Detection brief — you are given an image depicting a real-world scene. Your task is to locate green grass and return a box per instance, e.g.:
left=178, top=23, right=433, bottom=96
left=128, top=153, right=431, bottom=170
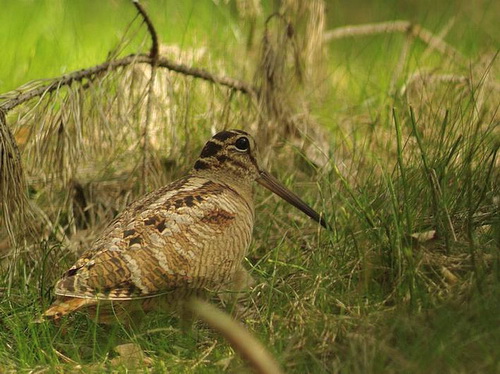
left=1, top=0, right=499, bottom=373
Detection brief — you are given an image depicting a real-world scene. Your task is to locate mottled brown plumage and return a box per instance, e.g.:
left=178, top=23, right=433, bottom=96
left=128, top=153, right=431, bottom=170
left=44, top=130, right=327, bottom=324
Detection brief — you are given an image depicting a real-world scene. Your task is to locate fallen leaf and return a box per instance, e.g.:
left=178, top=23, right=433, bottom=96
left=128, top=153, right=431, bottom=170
left=110, top=343, right=153, bottom=369
left=411, top=230, right=437, bottom=243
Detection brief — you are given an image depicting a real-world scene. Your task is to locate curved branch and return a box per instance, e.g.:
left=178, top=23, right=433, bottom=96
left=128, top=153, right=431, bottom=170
left=0, top=54, right=257, bottom=113
left=132, top=0, right=159, bottom=59
left=187, top=298, right=284, bottom=374
left=0, top=109, right=33, bottom=243
left=324, top=20, right=465, bottom=63
left=131, top=1, right=160, bottom=188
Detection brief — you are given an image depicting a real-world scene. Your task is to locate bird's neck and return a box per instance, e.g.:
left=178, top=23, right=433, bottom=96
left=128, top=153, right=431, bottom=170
left=192, top=168, right=255, bottom=205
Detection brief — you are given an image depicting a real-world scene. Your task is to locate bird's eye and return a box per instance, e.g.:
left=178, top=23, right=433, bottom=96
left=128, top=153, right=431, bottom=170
left=234, top=136, right=250, bottom=152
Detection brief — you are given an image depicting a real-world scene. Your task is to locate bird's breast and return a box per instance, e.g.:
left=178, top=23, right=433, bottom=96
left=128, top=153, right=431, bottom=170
left=124, top=178, right=255, bottom=292
left=163, top=186, right=255, bottom=286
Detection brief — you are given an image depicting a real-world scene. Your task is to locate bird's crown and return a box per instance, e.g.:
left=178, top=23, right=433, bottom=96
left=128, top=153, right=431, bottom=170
left=192, top=130, right=261, bottom=185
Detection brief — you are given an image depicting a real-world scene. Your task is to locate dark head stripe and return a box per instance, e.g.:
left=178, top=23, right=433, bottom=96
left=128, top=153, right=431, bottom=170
left=194, top=159, right=210, bottom=170
left=194, top=130, right=254, bottom=172
left=213, top=131, right=237, bottom=142
left=200, top=141, right=223, bottom=158
left=216, top=154, right=230, bottom=163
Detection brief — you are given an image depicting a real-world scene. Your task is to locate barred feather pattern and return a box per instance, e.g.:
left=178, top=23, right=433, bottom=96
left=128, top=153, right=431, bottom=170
left=44, top=130, right=258, bottom=322
left=44, top=129, right=324, bottom=323
left=56, top=176, right=253, bottom=298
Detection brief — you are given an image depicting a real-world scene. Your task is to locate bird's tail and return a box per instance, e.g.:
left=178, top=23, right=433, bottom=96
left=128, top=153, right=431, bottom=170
left=42, top=297, right=144, bottom=326
left=43, top=297, right=96, bottom=320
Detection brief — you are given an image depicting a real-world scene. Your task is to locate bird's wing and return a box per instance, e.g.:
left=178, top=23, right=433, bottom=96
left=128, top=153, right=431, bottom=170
left=54, top=175, right=253, bottom=301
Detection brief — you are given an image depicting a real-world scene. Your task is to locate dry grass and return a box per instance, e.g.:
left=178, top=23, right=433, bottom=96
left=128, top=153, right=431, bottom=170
left=0, top=0, right=498, bottom=372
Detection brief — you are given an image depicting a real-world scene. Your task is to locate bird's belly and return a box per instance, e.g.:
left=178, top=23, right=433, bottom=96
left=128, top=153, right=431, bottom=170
left=190, top=212, right=253, bottom=289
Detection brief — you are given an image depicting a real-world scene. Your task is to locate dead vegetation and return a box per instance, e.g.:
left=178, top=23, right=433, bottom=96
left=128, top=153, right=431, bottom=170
left=0, top=0, right=498, bottom=372
left=0, top=0, right=334, bottom=273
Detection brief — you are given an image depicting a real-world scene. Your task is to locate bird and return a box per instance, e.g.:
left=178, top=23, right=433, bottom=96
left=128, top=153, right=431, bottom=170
left=43, top=129, right=327, bottom=325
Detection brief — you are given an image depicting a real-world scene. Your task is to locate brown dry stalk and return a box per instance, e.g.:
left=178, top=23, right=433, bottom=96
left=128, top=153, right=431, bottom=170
left=132, top=0, right=160, bottom=190
left=0, top=110, right=32, bottom=243
left=132, top=0, right=159, bottom=58
left=0, top=54, right=256, bottom=114
left=187, top=298, right=284, bottom=374
left=0, top=0, right=255, bottom=115
left=430, top=169, right=458, bottom=242
left=389, top=33, right=413, bottom=95
left=422, top=17, right=456, bottom=60
left=324, top=20, right=412, bottom=39
left=324, top=20, right=465, bottom=63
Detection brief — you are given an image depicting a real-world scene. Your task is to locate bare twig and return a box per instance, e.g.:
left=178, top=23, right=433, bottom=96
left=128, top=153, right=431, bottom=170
left=132, top=0, right=160, bottom=190
left=389, top=32, right=413, bottom=95
left=422, top=17, right=456, bottom=60
left=132, top=0, right=159, bottom=59
left=411, top=23, right=463, bottom=62
left=187, top=298, right=284, bottom=374
left=324, top=20, right=412, bottom=40
left=0, top=54, right=256, bottom=113
left=324, top=20, right=465, bottom=63
left=402, top=72, right=469, bottom=96
left=0, top=109, right=32, bottom=243
left=400, top=70, right=500, bottom=97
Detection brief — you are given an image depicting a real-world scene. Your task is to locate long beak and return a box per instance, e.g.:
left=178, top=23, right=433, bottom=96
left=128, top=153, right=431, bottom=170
left=257, top=170, right=330, bottom=229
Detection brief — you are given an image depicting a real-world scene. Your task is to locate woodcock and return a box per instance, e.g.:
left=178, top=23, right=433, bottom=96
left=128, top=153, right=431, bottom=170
left=44, top=130, right=327, bottom=324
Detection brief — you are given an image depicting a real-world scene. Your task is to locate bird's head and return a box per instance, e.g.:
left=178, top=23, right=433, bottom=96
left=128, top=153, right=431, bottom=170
left=193, top=130, right=329, bottom=229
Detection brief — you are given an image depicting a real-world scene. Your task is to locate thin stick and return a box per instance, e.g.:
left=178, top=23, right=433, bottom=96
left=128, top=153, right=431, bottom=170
left=132, top=0, right=159, bottom=58
left=0, top=110, right=32, bottom=243
left=132, top=1, right=160, bottom=190
left=324, top=20, right=411, bottom=40
left=187, top=298, right=284, bottom=374
left=389, top=32, right=413, bottom=95
left=324, top=20, right=465, bottom=63
left=422, top=17, right=455, bottom=60
left=0, top=54, right=256, bottom=113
